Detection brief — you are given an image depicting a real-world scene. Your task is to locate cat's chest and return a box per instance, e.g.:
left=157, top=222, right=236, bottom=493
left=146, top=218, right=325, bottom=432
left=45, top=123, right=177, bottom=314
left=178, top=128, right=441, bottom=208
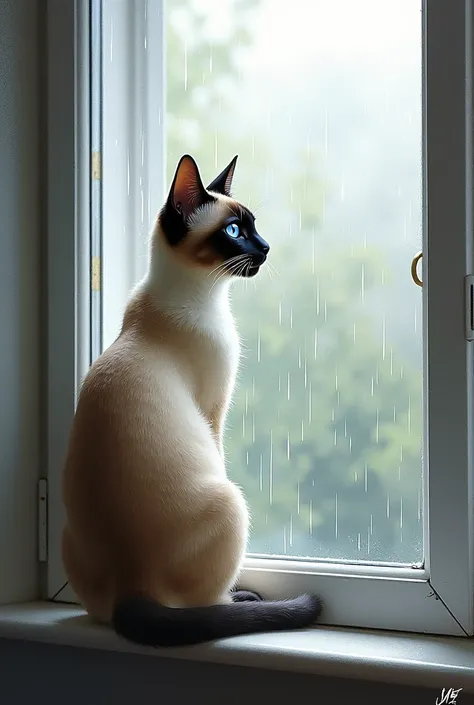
left=190, top=316, right=240, bottom=415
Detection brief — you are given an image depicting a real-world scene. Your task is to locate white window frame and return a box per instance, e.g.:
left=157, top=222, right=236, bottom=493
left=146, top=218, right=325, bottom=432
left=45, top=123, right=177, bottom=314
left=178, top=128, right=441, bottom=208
left=46, top=0, right=474, bottom=637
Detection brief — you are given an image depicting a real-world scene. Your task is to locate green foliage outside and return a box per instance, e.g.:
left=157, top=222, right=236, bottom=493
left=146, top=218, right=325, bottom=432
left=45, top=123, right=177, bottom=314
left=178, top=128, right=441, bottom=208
left=165, top=0, right=423, bottom=563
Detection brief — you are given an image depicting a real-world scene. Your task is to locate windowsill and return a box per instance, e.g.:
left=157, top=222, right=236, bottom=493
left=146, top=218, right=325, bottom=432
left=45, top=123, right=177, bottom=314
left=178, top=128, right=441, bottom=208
left=0, top=602, right=473, bottom=690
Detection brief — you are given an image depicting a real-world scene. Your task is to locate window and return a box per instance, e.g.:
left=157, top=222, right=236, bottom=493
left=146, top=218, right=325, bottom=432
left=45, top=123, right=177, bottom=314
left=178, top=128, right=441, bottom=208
left=46, top=0, right=474, bottom=636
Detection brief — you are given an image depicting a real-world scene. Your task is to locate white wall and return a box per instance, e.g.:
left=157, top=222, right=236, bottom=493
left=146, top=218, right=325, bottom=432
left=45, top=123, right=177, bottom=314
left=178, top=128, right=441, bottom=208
left=0, top=0, right=40, bottom=602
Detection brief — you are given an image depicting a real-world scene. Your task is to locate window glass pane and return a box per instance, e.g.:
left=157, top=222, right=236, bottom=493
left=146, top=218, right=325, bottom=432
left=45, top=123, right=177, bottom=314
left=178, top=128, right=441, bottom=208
left=165, top=0, right=423, bottom=564
left=101, top=0, right=423, bottom=566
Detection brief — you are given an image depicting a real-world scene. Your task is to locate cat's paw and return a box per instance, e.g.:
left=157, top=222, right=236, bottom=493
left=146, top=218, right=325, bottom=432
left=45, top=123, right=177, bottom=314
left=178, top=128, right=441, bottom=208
left=231, top=589, right=264, bottom=602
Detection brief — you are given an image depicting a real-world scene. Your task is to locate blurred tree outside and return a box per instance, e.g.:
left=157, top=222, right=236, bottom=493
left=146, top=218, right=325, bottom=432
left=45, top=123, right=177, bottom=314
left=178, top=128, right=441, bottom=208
left=165, top=0, right=423, bottom=563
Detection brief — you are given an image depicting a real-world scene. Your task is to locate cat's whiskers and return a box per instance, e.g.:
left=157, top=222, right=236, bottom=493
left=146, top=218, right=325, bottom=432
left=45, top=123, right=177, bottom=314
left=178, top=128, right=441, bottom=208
left=209, top=255, right=250, bottom=293
left=207, top=254, right=245, bottom=279
left=228, top=259, right=250, bottom=284
left=231, top=257, right=252, bottom=280
left=215, top=255, right=248, bottom=277
left=266, top=262, right=279, bottom=284
left=267, top=261, right=279, bottom=276
left=236, top=259, right=251, bottom=278
left=258, top=260, right=273, bottom=283
left=208, top=255, right=247, bottom=292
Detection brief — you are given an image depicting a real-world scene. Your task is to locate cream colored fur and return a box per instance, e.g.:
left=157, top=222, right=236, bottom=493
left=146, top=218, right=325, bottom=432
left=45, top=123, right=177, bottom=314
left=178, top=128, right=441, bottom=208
left=62, top=205, right=250, bottom=623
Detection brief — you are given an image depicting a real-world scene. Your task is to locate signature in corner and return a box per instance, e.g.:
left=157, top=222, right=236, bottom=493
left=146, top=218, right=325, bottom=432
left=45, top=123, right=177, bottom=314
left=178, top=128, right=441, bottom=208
left=436, top=688, right=463, bottom=705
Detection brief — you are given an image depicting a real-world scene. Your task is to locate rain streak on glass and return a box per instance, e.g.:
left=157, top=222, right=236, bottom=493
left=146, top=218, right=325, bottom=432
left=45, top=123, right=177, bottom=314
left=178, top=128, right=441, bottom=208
left=165, top=0, right=423, bottom=563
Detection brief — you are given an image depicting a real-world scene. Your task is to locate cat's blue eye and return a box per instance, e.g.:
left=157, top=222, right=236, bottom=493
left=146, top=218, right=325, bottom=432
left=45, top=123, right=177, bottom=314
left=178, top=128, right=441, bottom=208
left=225, top=223, right=240, bottom=238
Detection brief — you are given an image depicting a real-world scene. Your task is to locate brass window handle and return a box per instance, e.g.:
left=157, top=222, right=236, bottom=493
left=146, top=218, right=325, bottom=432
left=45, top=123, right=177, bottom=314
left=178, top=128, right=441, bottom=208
left=411, top=251, right=423, bottom=287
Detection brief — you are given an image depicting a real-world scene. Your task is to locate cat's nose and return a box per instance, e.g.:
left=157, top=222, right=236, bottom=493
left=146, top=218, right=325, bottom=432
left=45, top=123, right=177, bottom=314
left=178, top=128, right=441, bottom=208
left=254, top=232, right=270, bottom=255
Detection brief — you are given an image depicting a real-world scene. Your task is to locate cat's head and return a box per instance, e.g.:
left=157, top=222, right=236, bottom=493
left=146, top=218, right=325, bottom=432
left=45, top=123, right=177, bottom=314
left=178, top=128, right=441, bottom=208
left=158, top=154, right=269, bottom=278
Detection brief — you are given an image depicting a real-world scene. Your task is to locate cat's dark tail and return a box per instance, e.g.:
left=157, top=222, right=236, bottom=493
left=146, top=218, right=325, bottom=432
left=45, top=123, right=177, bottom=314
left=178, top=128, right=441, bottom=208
left=112, top=593, right=322, bottom=647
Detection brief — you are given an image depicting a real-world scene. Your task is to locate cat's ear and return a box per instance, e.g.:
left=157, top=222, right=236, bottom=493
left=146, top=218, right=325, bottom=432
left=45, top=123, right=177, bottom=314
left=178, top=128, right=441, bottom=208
left=206, top=155, right=238, bottom=196
left=166, top=154, right=210, bottom=218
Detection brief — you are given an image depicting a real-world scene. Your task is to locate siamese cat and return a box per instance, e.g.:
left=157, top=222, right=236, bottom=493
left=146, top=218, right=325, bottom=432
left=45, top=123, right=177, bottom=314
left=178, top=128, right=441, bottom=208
left=62, top=154, right=322, bottom=647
